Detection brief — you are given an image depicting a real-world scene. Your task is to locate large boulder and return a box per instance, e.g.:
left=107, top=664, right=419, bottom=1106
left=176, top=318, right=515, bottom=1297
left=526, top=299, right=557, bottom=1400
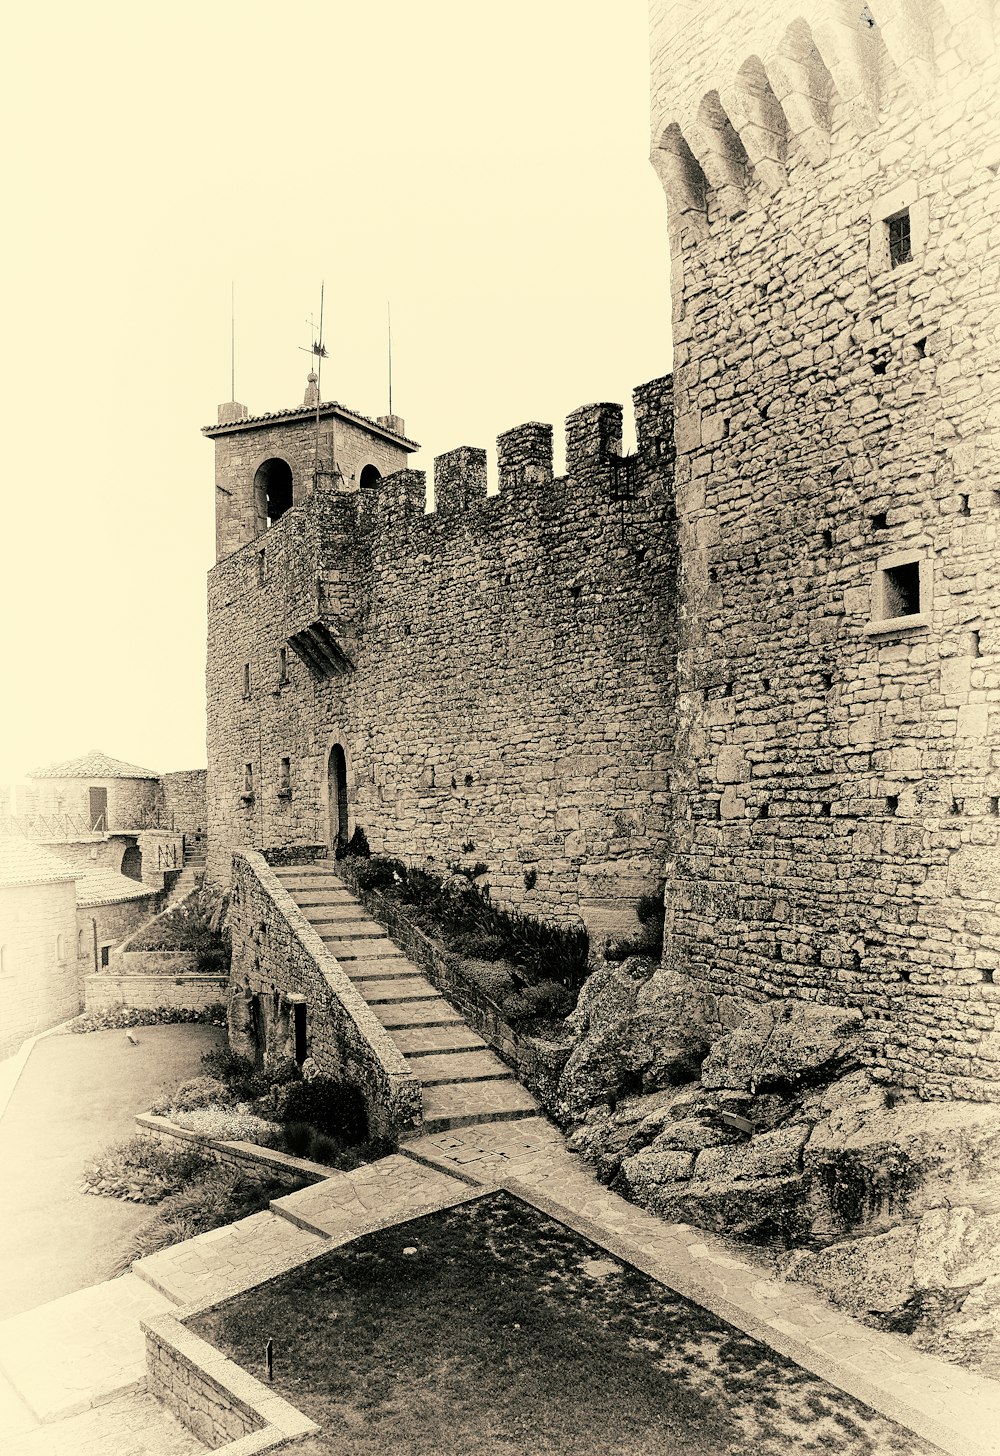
left=567, top=959, right=650, bottom=1038
left=692, top=1123, right=810, bottom=1182
left=785, top=1224, right=918, bottom=1316
left=625, top=1171, right=812, bottom=1241
left=700, top=999, right=863, bottom=1094
left=803, top=1081, right=1000, bottom=1232
left=912, top=1207, right=1000, bottom=1292
left=557, top=1010, right=706, bottom=1117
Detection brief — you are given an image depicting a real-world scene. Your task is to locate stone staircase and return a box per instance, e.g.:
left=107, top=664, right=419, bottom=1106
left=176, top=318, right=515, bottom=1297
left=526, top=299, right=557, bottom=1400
left=272, top=863, right=537, bottom=1135
left=163, top=839, right=207, bottom=906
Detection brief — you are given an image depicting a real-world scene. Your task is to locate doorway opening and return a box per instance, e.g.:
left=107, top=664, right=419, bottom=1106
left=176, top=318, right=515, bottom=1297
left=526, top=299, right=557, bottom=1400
left=293, top=1003, right=308, bottom=1065
left=120, top=843, right=143, bottom=881
left=89, top=786, right=108, bottom=831
left=328, top=744, right=349, bottom=856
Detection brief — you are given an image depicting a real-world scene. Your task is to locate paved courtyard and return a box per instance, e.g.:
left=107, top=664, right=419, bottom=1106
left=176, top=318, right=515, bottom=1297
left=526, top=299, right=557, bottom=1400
left=0, top=1024, right=223, bottom=1320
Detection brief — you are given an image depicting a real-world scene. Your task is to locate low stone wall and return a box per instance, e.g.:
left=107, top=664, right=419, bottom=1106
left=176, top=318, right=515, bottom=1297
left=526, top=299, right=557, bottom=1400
left=84, top=973, right=228, bottom=1011
left=136, top=1112, right=332, bottom=1188
left=341, top=863, right=572, bottom=1108
left=144, top=1311, right=318, bottom=1452
left=109, top=948, right=199, bottom=975
left=229, top=851, right=422, bottom=1143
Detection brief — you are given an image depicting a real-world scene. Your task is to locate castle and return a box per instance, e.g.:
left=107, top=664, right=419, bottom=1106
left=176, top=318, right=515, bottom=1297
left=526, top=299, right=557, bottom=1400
left=207, top=0, right=999, bottom=1107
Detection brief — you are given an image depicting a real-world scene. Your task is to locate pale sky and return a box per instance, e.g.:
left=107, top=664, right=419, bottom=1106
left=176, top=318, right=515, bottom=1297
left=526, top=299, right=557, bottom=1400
left=0, top=1, right=671, bottom=784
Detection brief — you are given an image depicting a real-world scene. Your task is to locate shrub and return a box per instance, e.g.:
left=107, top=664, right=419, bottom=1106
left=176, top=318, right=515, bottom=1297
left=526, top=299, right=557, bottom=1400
left=501, top=980, right=573, bottom=1024
left=113, top=1165, right=305, bottom=1273
left=170, top=1102, right=283, bottom=1145
left=66, top=1003, right=228, bottom=1033
left=280, top=1076, right=367, bottom=1143
left=352, top=856, right=405, bottom=893
left=282, top=1121, right=314, bottom=1158
left=149, top=1075, right=232, bottom=1116
left=82, top=1134, right=211, bottom=1203
left=200, top=1046, right=274, bottom=1101
left=605, top=889, right=665, bottom=964
left=342, top=826, right=371, bottom=859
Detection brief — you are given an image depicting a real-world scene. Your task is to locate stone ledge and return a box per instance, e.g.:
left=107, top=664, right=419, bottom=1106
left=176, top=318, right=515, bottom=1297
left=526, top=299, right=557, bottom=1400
left=135, top=1111, right=334, bottom=1185
left=142, top=1310, right=318, bottom=1453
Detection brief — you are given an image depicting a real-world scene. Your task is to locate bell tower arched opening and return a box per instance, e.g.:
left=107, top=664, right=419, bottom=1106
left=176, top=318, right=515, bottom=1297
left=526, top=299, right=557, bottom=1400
left=254, top=458, right=294, bottom=530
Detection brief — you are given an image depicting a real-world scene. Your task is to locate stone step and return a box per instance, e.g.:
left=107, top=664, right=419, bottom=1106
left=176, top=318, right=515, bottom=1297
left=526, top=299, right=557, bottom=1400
left=348, top=957, right=424, bottom=981
left=297, top=905, right=367, bottom=925
left=388, top=1024, right=487, bottom=1056
left=321, top=937, right=406, bottom=961
left=292, top=891, right=358, bottom=908
left=133, top=1209, right=327, bottom=1308
left=409, top=1049, right=512, bottom=1085
left=273, top=865, right=339, bottom=880
left=357, top=977, right=439, bottom=1005
left=375, top=999, right=466, bottom=1029
left=314, top=923, right=386, bottom=940
left=420, top=1079, right=538, bottom=1134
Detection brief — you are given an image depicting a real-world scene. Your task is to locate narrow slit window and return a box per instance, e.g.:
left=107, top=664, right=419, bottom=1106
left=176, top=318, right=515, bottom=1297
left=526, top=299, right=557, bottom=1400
left=278, top=646, right=288, bottom=683
left=887, top=210, right=912, bottom=268
left=242, top=663, right=251, bottom=698
left=279, top=757, right=291, bottom=792
left=244, top=763, right=254, bottom=796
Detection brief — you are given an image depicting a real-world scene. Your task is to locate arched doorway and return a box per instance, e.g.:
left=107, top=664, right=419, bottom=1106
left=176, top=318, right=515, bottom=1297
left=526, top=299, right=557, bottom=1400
left=120, top=843, right=143, bottom=881
left=359, top=463, right=382, bottom=491
left=328, top=745, right=349, bottom=856
left=253, top=458, right=294, bottom=529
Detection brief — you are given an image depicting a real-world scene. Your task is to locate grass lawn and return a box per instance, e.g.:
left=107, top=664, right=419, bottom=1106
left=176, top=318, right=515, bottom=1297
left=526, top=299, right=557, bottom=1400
left=0, top=1023, right=224, bottom=1318
left=188, top=1192, right=942, bottom=1456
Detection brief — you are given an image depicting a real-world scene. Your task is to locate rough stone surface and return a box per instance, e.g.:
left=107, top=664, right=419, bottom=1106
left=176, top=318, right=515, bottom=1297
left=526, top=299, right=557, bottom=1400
left=787, top=1225, right=919, bottom=1317
left=205, top=384, right=677, bottom=937
left=700, top=1000, right=863, bottom=1092
left=649, top=0, right=1000, bottom=1098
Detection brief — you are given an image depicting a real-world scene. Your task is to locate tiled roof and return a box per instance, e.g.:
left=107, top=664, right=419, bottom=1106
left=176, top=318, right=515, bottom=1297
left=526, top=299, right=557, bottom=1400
left=202, top=398, right=420, bottom=451
left=74, top=868, right=157, bottom=907
left=0, top=835, right=78, bottom=889
left=27, top=750, right=160, bottom=781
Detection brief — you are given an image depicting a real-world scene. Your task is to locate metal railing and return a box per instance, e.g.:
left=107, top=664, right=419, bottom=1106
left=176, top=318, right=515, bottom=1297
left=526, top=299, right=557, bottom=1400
left=0, top=809, right=176, bottom=839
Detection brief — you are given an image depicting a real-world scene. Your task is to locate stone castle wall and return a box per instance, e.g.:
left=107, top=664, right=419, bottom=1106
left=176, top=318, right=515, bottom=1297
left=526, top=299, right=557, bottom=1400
left=649, top=0, right=1000, bottom=1095
left=206, top=380, right=678, bottom=932
left=159, top=770, right=207, bottom=835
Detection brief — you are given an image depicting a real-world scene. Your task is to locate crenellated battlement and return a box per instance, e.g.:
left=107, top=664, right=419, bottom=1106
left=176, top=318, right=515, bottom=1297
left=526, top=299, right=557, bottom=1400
left=363, top=378, right=674, bottom=537
left=650, top=0, right=997, bottom=232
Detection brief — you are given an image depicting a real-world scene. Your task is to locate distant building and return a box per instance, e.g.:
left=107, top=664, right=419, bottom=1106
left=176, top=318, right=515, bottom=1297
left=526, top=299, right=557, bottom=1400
left=0, top=836, right=80, bottom=1058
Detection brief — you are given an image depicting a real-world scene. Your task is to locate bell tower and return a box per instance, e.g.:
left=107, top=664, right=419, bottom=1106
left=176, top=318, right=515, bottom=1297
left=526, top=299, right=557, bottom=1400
left=204, top=376, right=419, bottom=562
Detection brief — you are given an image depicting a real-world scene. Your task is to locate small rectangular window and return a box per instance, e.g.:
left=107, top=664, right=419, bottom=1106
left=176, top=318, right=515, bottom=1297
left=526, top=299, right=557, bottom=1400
left=883, top=561, right=920, bottom=617
left=257, top=550, right=266, bottom=585
left=100, top=945, right=110, bottom=968
left=244, top=763, right=254, bottom=795
left=242, top=663, right=251, bottom=698
left=887, top=210, right=911, bottom=268
left=279, top=757, right=291, bottom=792
left=278, top=646, right=288, bottom=684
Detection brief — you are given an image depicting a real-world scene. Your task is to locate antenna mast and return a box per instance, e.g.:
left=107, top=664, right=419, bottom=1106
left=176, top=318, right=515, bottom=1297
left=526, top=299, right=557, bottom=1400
left=315, top=281, right=324, bottom=481
left=230, top=281, right=236, bottom=401
left=387, top=300, right=393, bottom=417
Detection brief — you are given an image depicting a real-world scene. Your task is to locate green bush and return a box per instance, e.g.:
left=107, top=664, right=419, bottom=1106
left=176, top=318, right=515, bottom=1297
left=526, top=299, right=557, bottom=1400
left=280, top=1076, right=367, bottom=1143
left=67, top=1003, right=227, bottom=1033
left=200, top=1046, right=279, bottom=1102
left=113, top=1165, right=306, bottom=1273
left=605, top=888, right=665, bottom=964
left=81, top=1134, right=211, bottom=1203
left=149, top=1075, right=232, bottom=1116
left=351, top=856, right=591, bottom=992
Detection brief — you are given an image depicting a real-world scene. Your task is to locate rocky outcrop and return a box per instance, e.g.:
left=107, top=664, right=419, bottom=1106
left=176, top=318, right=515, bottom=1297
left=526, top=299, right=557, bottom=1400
left=558, top=972, right=1000, bottom=1371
